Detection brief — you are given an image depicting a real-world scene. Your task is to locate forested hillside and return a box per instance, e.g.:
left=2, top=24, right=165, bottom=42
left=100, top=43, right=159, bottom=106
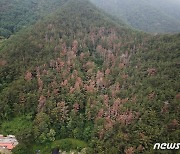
left=0, top=0, right=179, bottom=153
left=0, top=0, right=67, bottom=38
left=90, top=0, right=180, bottom=33
left=148, top=0, right=180, bottom=21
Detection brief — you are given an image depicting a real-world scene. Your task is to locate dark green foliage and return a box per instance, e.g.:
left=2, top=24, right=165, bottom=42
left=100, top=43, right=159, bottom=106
left=0, top=0, right=179, bottom=153
left=12, top=144, right=30, bottom=154
left=51, top=138, right=87, bottom=151
left=0, top=0, right=67, bottom=38
left=0, top=116, right=32, bottom=135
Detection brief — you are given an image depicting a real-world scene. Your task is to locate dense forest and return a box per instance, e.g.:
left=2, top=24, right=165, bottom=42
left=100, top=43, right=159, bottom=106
left=0, top=0, right=67, bottom=38
left=90, top=0, right=180, bottom=33
left=0, top=0, right=179, bottom=153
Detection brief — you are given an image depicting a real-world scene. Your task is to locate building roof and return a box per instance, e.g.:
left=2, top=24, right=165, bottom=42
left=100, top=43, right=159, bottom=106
left=0, top=143, right=14, bottom=150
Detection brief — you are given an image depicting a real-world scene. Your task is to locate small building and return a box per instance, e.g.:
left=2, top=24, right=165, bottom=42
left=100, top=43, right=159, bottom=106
left=7, top=135, right=15, bottom=139
left=0, top=135, right=3, bottom=139
left=0, top=143, right=14, bottom=150
left=0, top=135, right=18, bottom=151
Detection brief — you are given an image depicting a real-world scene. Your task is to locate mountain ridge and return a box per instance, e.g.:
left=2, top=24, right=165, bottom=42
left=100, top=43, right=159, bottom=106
left=90, top=0, right=180, bottom=33
left=0, top=0, right=68, bottom=38
left=0, top=0, right=179, bottom=153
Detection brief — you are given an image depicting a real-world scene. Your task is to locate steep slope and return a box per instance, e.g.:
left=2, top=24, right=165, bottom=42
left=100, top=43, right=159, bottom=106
left=90, top=0, right=180, bottom=33
left=147, top=0, right=180, bottom=21
left=0, top=0, right=179, bottom=153
left=0, top=0, right=67, bottom=38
